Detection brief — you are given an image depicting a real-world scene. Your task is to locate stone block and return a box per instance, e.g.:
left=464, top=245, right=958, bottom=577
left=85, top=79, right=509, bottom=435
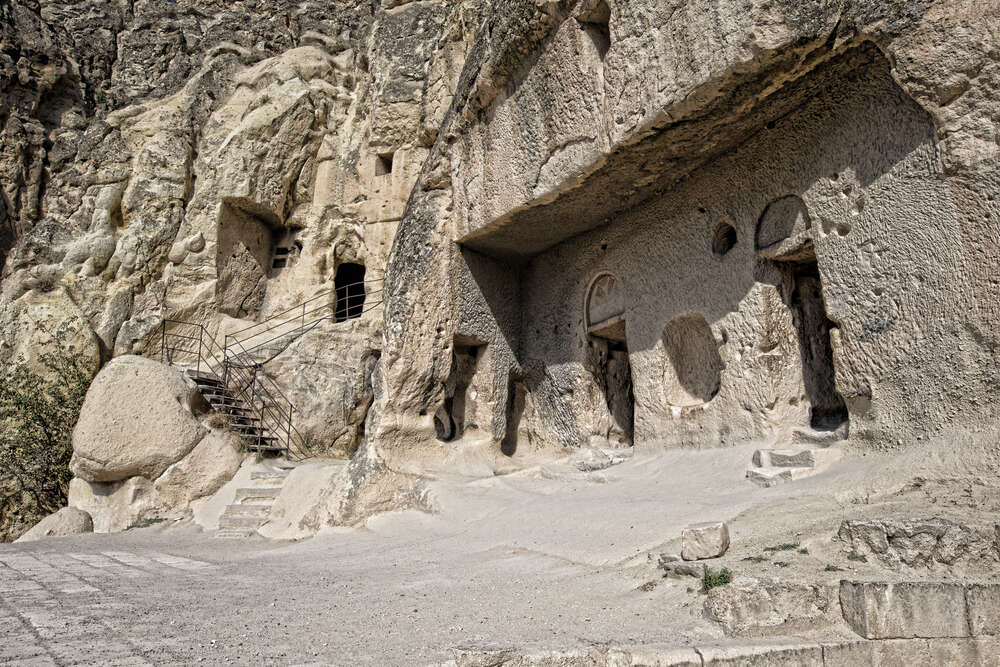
left=699, top=642, right=823, bottom=666
left=705, top=577, right=834, bottom=637
left=682, top=521, right=730, bottom=561
left=839, top=581, right=970, bottom=639
left=968, top=584, right=1000, bottom=636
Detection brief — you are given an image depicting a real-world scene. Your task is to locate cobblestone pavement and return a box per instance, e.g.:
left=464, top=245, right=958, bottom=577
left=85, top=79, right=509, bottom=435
left=0, top=546, right=218, bottom=665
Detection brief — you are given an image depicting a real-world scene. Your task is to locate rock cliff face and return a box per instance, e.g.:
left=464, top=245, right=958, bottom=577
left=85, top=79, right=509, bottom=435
left=365, top=0, right=1000, bottom=516
left=0, top=0, right=484, bottom=460
left=3, top=1, right=999, bottom=535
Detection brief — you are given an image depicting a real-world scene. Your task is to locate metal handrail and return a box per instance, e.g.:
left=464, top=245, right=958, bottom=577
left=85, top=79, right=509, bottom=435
left=226, top=277, right=384, bottom=339
left=158, top=319, right=314, bottom=460
left=227, top=297, right=385, bottom=364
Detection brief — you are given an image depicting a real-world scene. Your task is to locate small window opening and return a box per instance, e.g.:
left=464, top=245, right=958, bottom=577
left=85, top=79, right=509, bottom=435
left=712, top=221, right=738, bottom=256
left=271, top=246, right=291, bottom=270
left=334, top=262, right=366, bottom=322
left=375, top=151, right=395, bottom=177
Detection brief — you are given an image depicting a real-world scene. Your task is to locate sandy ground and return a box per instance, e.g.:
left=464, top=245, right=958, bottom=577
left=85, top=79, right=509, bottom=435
left=2, top=439, right=998, bottom=666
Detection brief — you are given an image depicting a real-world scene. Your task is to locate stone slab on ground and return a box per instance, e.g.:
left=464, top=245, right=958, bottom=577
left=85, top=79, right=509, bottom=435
left=682, top=521, right=730, bottom=561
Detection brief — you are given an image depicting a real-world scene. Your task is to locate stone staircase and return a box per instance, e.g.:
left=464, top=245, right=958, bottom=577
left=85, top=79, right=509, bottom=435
left=746, top=426, right=846, bottom=487
left=186, top=370, right=285, bottom=454
left=216, top=469, right=291, bottom=538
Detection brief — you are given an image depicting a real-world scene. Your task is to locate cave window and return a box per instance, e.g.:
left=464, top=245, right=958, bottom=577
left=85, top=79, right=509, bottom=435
left=334, top=262, right=367, bottom=322
left=271, top=234, right=301, bottom=271
left=712, top=221, right=738, bottom=257
left=271, top=246, right=290, bottom=270
left=375, top=151, right=395, bottom=178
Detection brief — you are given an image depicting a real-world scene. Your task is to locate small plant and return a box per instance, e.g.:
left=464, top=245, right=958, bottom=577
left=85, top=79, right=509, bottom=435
left=798, top=547, right=809, bottom=555
left=847, top=551, right=868, bottom=563
left=773, top=561, right=790, bottom=568
left=764, top=542, right=800, bottom=553
left=129, top=518, right=167, bottom=530
left=742, top=555, right=768, bottom=563
left=205, top=412, right=231, bottom=430
left=825, top=564, right=844, bottom=572
left=702, top=565, right=732, bottom=591
left=0, top=336, right=94, bottom=542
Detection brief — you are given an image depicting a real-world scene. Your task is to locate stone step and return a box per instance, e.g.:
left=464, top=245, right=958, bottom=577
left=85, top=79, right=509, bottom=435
left=790, top=425, right=846, bottom=445
left=215, top=529, right=256, bottom=539
left=746, top=465, right=814, bottom=487
left=221, top=504, right=271, bottom=519
left=219, top=514, right=268, bottom=530
left=234, top=487, right=281, bottom=503
left=752, top=446, right=843, bottom=468
left=250, top=472, right=289, bottom=487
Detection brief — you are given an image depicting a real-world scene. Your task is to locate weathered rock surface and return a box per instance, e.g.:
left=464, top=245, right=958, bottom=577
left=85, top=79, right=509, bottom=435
left=682, top=521, right=730, bottom=561
left=837, top=518, right=1000, bottom=571
left=704, top=577, right=836, bottom=638
left=67, top=476, right=168, bottom=534
left=14, top=507, right=93, bottom=543
left=70, top=356, right=207, bottom=483
left=371, top=0, right=1000, bottom=529
left=152, top=430, right=243, bottom=509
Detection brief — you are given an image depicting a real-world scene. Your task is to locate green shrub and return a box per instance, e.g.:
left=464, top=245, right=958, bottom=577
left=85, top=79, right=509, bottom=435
left=847, top=551, right=868, bottom=563
left=702, top=565, right=733, bottom=591
left=0, top=347, right=93, bottom=542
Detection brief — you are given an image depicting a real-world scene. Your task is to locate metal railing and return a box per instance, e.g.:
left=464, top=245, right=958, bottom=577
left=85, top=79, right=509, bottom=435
left=224, top=277, right=384, bottom=366
left=156, top=278, right=384, bottom=462
left=159, top=320, right=313, bottom=460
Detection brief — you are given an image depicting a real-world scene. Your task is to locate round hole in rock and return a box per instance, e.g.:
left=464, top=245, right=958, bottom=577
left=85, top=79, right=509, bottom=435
left=662, top=313, right=723, bottom=407
left=712, top=222, right=737, bottom=256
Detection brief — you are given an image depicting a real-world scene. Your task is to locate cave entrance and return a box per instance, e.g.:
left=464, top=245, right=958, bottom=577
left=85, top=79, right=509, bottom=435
left=785, top=261, right=849, bottom=430
left=756, top=195, right=848, bottom=432
left=434, top=338, right=486, bottom=442
left=586, top=273, right=634, bottom=446
left=334, top=262, right=366, bottom=322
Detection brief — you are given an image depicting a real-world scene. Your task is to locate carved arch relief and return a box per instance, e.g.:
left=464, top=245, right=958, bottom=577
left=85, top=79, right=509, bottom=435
left=585, top=272, right=626, bottom=342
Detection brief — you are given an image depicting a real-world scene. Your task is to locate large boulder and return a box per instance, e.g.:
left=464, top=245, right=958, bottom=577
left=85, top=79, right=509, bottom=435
left=15, top=507, right=94, bottom=542
left=70, top=355, right=208, bottom=483
left=153, top=430, right=244, bottom=508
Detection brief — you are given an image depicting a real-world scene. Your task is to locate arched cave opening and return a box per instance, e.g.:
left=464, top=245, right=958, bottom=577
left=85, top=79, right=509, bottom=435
left=586, top=273, right=634, bottom=446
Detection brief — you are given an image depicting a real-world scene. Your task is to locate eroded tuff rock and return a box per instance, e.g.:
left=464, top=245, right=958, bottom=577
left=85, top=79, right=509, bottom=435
left=3, top=0, right=1000, bottom=537
left=0, top=0, right=485, bottom=466
left=838, top=518, right=1000, bottom=571
left=70, top=355, right=208, bottom=483
left=14, top=507, right=93, bottom=543
left=368, top=0, right=1000, bottom=522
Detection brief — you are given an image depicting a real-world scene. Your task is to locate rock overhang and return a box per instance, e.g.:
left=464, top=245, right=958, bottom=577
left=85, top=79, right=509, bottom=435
left=456, top=37, right=904, bottom=265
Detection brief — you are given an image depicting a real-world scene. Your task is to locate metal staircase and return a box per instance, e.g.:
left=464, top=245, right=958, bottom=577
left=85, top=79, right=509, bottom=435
left=157, top=277, right=384, bottom=460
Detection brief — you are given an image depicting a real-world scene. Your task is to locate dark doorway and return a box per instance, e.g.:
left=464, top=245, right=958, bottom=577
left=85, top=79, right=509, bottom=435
left=587, top=336, right=634, bottom=446
left=334, top=263, right=366, bottom=322
left=785, top=261, right=849, bottom=430
left=434, top=341, right=485, bottom=442
left=501, top=375, right=527, bottom=456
